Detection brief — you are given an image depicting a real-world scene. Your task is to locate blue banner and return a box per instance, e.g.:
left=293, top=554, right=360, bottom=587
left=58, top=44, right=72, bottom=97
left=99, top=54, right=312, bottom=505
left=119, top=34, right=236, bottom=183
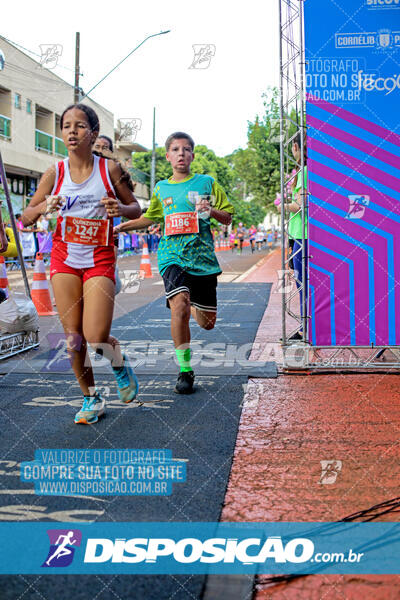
left=305, top=0, right=400, bottom=345
left=1, top=522, right=400, bottom=574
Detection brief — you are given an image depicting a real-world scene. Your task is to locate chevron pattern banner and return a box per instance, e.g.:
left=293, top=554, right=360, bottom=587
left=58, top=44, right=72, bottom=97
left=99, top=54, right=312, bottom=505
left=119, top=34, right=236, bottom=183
left=304, top=0, right=400, bottom=346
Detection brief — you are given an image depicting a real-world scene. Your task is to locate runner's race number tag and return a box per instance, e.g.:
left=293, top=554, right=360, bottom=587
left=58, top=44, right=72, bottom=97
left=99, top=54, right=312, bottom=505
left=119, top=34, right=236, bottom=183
left=63, top=216, right=109, bottom=246
left=164, top=212, right=199, bottom=236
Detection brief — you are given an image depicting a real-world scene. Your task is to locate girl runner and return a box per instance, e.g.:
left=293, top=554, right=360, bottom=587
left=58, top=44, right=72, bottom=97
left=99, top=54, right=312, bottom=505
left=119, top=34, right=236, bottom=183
left=248, top=225, right=257, bottom=253
left=93, top=134, right=127, bottom=294
left=22, top=103, right=142, bottom=424
left=229, top=230, right=235, bottom=252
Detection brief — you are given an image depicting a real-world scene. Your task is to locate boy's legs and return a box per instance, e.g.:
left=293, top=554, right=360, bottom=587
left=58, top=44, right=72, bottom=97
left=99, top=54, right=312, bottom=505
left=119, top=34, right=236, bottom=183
left=190, top=306, right=216, bottom=330
left=169, top=291, right=191, bottom=348
left=163, top=266, right=218, bottom=394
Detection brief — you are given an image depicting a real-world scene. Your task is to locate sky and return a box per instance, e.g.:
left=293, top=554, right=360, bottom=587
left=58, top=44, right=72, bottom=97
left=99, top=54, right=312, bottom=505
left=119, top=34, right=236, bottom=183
left=3, top=0, right=279, bottom=157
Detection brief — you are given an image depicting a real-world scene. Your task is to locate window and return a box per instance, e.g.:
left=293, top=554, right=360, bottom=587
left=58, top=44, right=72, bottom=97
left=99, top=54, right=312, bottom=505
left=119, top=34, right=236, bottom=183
left=14, top=93, right=21, bottom=109
left=26, top=99, right=32, bottom=114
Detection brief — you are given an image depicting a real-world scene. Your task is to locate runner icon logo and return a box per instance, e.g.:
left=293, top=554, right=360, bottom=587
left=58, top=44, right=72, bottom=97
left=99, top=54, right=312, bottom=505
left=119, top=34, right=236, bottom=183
left=42, top=529, right=82, bottom=567
left=39, top=44, right=63, bottom=69
left=189, top=44, right=216, bottom=69
left=319, top=460, right=342, bottom=485
left=346, top=195, right=369, bottom=219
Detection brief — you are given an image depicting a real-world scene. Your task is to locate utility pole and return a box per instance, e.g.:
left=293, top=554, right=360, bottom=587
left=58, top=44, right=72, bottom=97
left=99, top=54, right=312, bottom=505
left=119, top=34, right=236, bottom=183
left=74, top=32, right=80, bottom=103
left=150, top=107, right=156, bottom=195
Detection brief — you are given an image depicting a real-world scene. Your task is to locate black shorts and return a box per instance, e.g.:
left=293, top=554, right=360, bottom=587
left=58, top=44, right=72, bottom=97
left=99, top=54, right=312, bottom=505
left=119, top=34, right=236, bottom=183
left=162, top=265, right=218, bottom=312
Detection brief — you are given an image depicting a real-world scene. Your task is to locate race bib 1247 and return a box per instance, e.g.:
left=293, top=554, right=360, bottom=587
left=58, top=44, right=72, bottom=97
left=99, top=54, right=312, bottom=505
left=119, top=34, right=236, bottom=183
left=63, top=216, right=109, bottom=246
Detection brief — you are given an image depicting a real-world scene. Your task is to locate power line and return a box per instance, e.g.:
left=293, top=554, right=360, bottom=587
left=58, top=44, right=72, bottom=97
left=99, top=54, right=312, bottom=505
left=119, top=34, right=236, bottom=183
left=0, top=34, right=81, bottom=75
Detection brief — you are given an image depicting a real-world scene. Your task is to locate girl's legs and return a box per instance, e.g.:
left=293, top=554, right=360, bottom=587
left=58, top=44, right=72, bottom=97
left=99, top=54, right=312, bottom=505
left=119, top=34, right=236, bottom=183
left=83, top=275, right=138, bottom=404
left=51, top=273, right=94, bottom=396
left=82, top=275, right=123, bottom=364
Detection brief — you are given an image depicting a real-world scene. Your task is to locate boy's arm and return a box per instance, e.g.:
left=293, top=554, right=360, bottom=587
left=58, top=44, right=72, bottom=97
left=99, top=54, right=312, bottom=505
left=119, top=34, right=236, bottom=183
left=114, top=184, right=164, bottom=234
left=210, top=207, right=232, bottom=225
left=210, top=181, right=234, bottom=225
left=116, top=216, right=155, bottom=233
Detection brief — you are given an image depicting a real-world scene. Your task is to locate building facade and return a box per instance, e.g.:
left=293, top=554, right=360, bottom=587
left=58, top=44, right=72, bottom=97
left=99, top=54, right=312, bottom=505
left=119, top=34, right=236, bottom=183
left=0, top=36, right=149, bottom=214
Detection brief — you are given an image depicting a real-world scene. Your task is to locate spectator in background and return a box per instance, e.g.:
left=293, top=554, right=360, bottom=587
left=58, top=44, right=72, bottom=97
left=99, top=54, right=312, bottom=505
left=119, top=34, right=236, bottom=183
left=236, top=222, right=246, bottom=254
left=0, top=206, right=7, bottom=302
left=0, top=203, right=8, bottom=255
left=229, top=230, right=235, bottom=252
left=285, top=132, right=308, bottom=340
left=93, top=135, right=114, bottom=158
left=37, top=214, right=50, bottom=232
left=15, top=213, right=29, bottom=232
left=255, top=227, right=264, bottom=251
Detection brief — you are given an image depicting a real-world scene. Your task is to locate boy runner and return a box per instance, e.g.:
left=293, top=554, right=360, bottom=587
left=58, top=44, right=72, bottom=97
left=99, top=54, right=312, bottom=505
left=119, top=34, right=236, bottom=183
left=115, top=132, right=234, bottom=394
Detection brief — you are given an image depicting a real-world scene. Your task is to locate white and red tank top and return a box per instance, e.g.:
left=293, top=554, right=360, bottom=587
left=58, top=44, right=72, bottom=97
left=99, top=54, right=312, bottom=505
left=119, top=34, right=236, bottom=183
left=51, top=155, right=115, bottom=269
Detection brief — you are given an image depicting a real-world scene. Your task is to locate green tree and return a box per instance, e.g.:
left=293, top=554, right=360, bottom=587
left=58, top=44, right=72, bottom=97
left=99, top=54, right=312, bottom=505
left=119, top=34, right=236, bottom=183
left=131, top=147, right=172, bottom=182
left=227, top=87, right=281, bottom=215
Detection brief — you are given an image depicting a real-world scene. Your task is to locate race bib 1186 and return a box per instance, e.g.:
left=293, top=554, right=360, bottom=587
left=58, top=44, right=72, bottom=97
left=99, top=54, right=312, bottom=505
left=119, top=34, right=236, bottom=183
left=164, top=212, right=199, bottom=236
left=63, top=216, right=109, bottom=246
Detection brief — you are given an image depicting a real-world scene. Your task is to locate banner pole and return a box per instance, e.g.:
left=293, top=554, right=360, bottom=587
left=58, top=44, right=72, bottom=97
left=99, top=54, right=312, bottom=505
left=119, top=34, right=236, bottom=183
left=0, top=151, right=32, bottom=298
left=279, top=0, right=287, bottom=344
left=299, top=0, right=307, bottom=345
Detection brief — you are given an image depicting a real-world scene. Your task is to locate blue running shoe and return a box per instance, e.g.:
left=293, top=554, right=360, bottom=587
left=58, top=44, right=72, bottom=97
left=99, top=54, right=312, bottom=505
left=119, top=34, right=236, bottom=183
left=74, top=393, right=105, bottom=424
left=113, top=353, right=139, bottom=403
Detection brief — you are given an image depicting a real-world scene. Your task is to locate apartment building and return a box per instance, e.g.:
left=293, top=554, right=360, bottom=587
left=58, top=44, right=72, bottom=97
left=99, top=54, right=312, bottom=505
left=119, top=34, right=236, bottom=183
left=0, top=36, right=149, bottom=213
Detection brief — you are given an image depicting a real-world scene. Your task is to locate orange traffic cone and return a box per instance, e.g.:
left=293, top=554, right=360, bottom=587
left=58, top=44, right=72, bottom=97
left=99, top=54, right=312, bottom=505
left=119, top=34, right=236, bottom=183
left=215, top=240, right=220, bottom=253
left=31, top=253, right=57, bottom=316
left=139, top=241, right=153, bottom=278
left=0, top=256, right=9, bottom=299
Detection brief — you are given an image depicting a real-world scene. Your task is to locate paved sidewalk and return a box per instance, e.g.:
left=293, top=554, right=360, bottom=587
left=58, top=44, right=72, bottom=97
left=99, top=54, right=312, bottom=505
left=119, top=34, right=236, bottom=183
left=221, top=249, right=400, bottom=599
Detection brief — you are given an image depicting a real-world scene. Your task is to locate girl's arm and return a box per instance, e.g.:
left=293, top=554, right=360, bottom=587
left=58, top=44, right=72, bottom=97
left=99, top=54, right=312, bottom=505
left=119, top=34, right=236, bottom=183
left=22, top=167, right=57, bottom=225
left=102, top=161, right=142, bottom=220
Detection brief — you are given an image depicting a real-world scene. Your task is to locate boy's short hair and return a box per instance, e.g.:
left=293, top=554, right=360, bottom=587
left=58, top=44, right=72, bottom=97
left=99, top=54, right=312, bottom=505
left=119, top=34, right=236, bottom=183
left=165, top=132, right=195, bottom=151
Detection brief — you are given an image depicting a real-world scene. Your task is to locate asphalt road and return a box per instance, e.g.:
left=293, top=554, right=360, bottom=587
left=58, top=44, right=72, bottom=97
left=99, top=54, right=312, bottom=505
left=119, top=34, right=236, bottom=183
left=0, top=243, right=275, bottom=600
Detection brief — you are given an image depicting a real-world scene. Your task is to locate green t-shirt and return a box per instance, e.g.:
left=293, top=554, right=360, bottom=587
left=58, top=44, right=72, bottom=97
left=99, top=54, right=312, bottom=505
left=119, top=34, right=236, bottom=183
left=288, top=166, right=308, bottom=240
left=145, top=173, right=234, bottom=276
